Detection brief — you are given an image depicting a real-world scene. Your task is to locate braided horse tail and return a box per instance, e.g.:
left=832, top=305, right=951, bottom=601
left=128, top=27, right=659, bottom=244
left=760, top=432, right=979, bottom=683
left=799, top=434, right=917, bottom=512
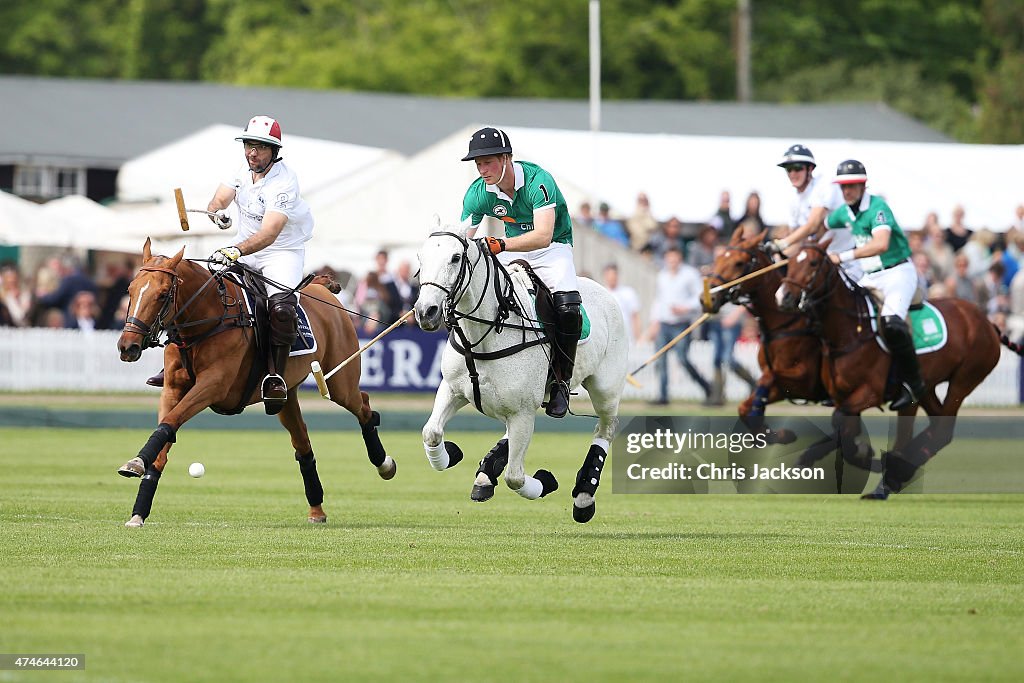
left=995, top=323, right=1024, bottom=355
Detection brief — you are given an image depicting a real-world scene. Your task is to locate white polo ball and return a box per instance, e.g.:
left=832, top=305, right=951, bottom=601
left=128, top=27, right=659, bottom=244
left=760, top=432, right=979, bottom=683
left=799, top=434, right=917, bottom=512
left=188, top=462, right=205, bottom=478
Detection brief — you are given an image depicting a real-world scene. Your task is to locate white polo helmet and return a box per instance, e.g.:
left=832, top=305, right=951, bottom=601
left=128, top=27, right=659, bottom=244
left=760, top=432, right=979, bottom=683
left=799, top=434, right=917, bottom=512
left=235, top=115, right=283, bottom=147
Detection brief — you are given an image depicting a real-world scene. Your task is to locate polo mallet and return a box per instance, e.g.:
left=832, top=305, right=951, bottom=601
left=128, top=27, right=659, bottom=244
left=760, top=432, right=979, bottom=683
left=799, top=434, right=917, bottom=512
left=707, top=258, right=788, bottom=297
left=311, top=310, right=415, bottom=400
left=173, top=188, right=189, bottom=231
left=625, top=312, right=712, bottom=387
left=174, top=187, right=232, bottom=230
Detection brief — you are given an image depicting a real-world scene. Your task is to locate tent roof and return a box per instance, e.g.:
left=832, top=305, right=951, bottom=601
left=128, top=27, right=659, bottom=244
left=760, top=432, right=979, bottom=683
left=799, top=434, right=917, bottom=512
left=0, top=76, right=953, bottom=168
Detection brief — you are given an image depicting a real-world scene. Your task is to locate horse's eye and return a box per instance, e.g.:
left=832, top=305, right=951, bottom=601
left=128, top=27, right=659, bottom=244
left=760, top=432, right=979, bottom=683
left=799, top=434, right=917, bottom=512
left=450, top=254, right=461, bottom=264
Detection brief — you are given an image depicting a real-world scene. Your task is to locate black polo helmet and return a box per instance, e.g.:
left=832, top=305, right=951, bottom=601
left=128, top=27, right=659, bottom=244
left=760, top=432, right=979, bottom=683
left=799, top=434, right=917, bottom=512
left=777, top=144, right=815, bottom=168
left=834, top=159, right=868, bottom=184
left=461, top=127, right=513, bottom=161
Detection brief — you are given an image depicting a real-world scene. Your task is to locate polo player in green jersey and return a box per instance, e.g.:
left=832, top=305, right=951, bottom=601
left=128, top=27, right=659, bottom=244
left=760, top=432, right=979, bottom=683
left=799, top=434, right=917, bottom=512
left=460, top=127, right=580, bottom=418
left=825, top=159, right=925, bottom=410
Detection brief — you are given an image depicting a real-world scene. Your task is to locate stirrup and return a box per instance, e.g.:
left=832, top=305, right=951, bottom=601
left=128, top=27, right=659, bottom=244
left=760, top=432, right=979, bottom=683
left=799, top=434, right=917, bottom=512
left=544, top=381, right=570, bottom=418
left=888, top=382, right=918, bottom=411
left=262, top=373, right=287, bottom=415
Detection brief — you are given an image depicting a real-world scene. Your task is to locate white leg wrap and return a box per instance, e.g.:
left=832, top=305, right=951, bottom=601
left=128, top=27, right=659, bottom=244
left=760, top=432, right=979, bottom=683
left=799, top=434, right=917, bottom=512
left=514, top=475, right=544, bottom=500
left=424, top=441, right=449, bottom=471
left=592, top=437, right=610, bottom=453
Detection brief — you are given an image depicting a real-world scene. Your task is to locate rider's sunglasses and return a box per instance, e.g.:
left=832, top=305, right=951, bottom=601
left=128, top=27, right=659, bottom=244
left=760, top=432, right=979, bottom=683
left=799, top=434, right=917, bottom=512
left=243, top=141, right=271, bottom=151
left=785, top=164, right=807, bottom=173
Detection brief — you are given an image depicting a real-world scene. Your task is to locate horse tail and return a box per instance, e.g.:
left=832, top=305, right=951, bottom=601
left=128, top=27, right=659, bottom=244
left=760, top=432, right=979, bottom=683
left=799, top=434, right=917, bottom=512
left=994, top=323, right=1024, bottom=356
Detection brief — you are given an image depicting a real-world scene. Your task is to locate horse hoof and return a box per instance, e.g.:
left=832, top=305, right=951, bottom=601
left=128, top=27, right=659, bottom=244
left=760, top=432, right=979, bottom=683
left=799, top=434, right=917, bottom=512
left=443, top=441, right=464, bottom=469
left=471, top=484, right=495, bottom=502
left=124, top=515, right=145, bottom=528
left=860, top=492, right=889, bottom=500
left=118, top=457, right=145, bottom=478
left=377, top=456, right=397, bottom=480
left=573, top=502, right=596, bottom=523
left=308, top=515, right=327, bottom=524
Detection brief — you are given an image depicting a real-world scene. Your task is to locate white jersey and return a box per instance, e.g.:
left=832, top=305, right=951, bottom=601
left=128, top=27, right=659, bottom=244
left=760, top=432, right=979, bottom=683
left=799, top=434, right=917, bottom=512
left=791, top=173, right=861, bottom=278
left=225, top=160, right=314, bottom=250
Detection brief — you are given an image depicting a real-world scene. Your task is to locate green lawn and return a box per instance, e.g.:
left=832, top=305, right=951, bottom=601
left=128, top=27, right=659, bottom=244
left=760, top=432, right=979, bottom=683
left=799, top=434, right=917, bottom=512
left=1, top=427, right=1022, bottom=682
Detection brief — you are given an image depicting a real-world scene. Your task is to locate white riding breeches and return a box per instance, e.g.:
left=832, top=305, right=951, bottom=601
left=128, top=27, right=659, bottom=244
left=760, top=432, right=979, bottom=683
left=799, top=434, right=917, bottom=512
left=239, top=247, right=305, bottom=297
left=859, top=259, right=916, bottom=319
left=498, top=241, right=578, bottom=293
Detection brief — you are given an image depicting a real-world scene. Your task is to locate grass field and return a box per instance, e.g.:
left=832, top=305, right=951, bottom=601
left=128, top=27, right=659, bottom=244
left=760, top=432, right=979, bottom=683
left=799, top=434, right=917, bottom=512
left=2, top=426, right=1023, bottom=682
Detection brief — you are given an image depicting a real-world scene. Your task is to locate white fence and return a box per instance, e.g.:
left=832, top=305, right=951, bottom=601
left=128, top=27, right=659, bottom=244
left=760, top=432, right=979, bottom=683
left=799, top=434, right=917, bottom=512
left=0, top=328, right=1020, bottom=406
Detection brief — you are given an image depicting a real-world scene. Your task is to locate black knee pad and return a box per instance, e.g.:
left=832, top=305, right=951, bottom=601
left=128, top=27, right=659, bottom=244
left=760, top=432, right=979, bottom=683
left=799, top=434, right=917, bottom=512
left=269, top=293, right=298, bottom=342
left=554, top=291, right=582, bottom=334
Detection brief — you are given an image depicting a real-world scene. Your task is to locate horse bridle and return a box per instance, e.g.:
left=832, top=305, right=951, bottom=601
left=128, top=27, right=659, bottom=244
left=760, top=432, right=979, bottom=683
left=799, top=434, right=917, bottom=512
left=706, top=244, right=768, bottom=304
left=122, top=262, right=236, bottom=349
left=123, top=265, right=180, bottom=349
left=419, top=230, right=549, bottom=413
left=780, top=244, right=838, bottom=314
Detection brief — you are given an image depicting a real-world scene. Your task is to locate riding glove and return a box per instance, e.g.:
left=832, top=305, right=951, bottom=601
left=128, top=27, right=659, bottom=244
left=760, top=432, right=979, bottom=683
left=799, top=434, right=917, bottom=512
left=766, top=239, right=788, bottom=255
left=210, top=213, right=232, bottom=230
left=479, top=236, right=506, bottom=255
left=210, top=246, right=242, bottom=268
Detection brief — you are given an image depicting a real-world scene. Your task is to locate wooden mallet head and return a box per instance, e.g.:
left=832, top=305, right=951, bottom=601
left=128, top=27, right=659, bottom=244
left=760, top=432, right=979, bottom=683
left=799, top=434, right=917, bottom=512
left=174, top=188, right=189, bottom=231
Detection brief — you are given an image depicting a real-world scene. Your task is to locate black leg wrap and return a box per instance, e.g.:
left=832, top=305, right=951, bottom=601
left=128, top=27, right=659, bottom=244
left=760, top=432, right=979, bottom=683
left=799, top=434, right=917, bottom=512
left=360, top=411, right=386, bottom=468
left=476, top=439, right=509, bottom=485
left=471, top=438, right=508, bottom=502
left=295, top=450, right=324, bottom=507
left=137, top=422, right=177, bottom=469
left=443, top=441, right=464, bottom=469
left=571, top=444, right=608, bottom=498
left=533, top=469, right=559, bottom=497
left=131, top=467, right=162, bottom=520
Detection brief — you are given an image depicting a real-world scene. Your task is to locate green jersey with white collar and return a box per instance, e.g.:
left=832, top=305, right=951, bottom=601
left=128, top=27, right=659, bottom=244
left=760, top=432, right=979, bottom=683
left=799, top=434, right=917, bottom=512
left=461, top=161, right=574, bottom=245
left=825, top=193, right=911, bottom=273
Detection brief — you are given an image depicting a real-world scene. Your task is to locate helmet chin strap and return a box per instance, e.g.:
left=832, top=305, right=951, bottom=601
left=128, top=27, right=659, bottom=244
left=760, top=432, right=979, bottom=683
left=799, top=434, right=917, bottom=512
left=252, top=149, right=283, bottom=175
left=496, top=156, right=510, bottom=185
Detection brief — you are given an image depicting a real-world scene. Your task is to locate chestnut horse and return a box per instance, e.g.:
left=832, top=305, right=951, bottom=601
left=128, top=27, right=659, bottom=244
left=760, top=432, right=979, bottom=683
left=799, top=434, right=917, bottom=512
left=702, top=229, right=828, bottom=441
left=777, top=241, right=1021, bottom=497
left=115, top=238, right=396, bottom=527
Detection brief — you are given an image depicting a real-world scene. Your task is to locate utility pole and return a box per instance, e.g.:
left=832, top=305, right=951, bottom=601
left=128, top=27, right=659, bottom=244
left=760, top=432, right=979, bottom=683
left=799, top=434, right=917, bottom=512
left=737, top=0, right=752, bottom=102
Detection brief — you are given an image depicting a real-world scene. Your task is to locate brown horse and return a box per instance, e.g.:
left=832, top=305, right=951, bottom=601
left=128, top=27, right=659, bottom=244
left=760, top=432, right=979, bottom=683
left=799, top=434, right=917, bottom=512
left=702, top=229, right=827, bottom=441
left=115, top=238, right=396, bottom=527
left=777, top=241, right=1021, bottom=496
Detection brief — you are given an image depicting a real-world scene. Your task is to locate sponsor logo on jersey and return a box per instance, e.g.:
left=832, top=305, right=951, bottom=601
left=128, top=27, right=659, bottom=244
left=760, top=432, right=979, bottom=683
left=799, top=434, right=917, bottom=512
left=275, top=192, right=290, bottom=209
left=493, top=205, right=508, bottom=217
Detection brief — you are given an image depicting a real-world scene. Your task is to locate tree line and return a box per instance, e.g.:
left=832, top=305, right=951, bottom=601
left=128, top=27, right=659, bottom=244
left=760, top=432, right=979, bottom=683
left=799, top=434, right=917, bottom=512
left=3, top=0, right=1022, bottom=143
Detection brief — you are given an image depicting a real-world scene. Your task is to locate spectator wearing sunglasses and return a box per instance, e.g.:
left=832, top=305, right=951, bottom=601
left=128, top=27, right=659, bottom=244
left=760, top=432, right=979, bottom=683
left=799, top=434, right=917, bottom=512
left=766, top=144, right=861, bottom=280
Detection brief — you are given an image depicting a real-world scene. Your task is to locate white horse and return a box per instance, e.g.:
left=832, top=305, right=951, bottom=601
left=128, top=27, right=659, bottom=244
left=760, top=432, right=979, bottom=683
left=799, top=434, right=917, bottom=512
left=413, top=224, right=628, bottom=522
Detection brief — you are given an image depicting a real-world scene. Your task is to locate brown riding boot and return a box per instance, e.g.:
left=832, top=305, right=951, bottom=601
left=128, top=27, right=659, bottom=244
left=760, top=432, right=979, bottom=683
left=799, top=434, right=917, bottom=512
left=264, top=292, right=298, bottom=416
left=146, top=368, right=165, bottom=387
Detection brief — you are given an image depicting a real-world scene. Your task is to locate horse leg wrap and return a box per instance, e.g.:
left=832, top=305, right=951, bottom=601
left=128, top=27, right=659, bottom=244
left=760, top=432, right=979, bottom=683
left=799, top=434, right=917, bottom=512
left=748, top=385, right=769, bottom=418
left=295, top=450, right=324, bottom=507
left=425, top=440, right=463, bottom=471
left=514, top=475, right=545, bottom=500
left=533, top=469, right=559, bottom=497
left=131, top=467, right=163, bottom=520
left=137, top=423, right=176, bottom=470
left=476, top=438, right=509, bottom=486
left=360, top=410, right=386, bottom=468
left=572, top=441, right=609, bottom=498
